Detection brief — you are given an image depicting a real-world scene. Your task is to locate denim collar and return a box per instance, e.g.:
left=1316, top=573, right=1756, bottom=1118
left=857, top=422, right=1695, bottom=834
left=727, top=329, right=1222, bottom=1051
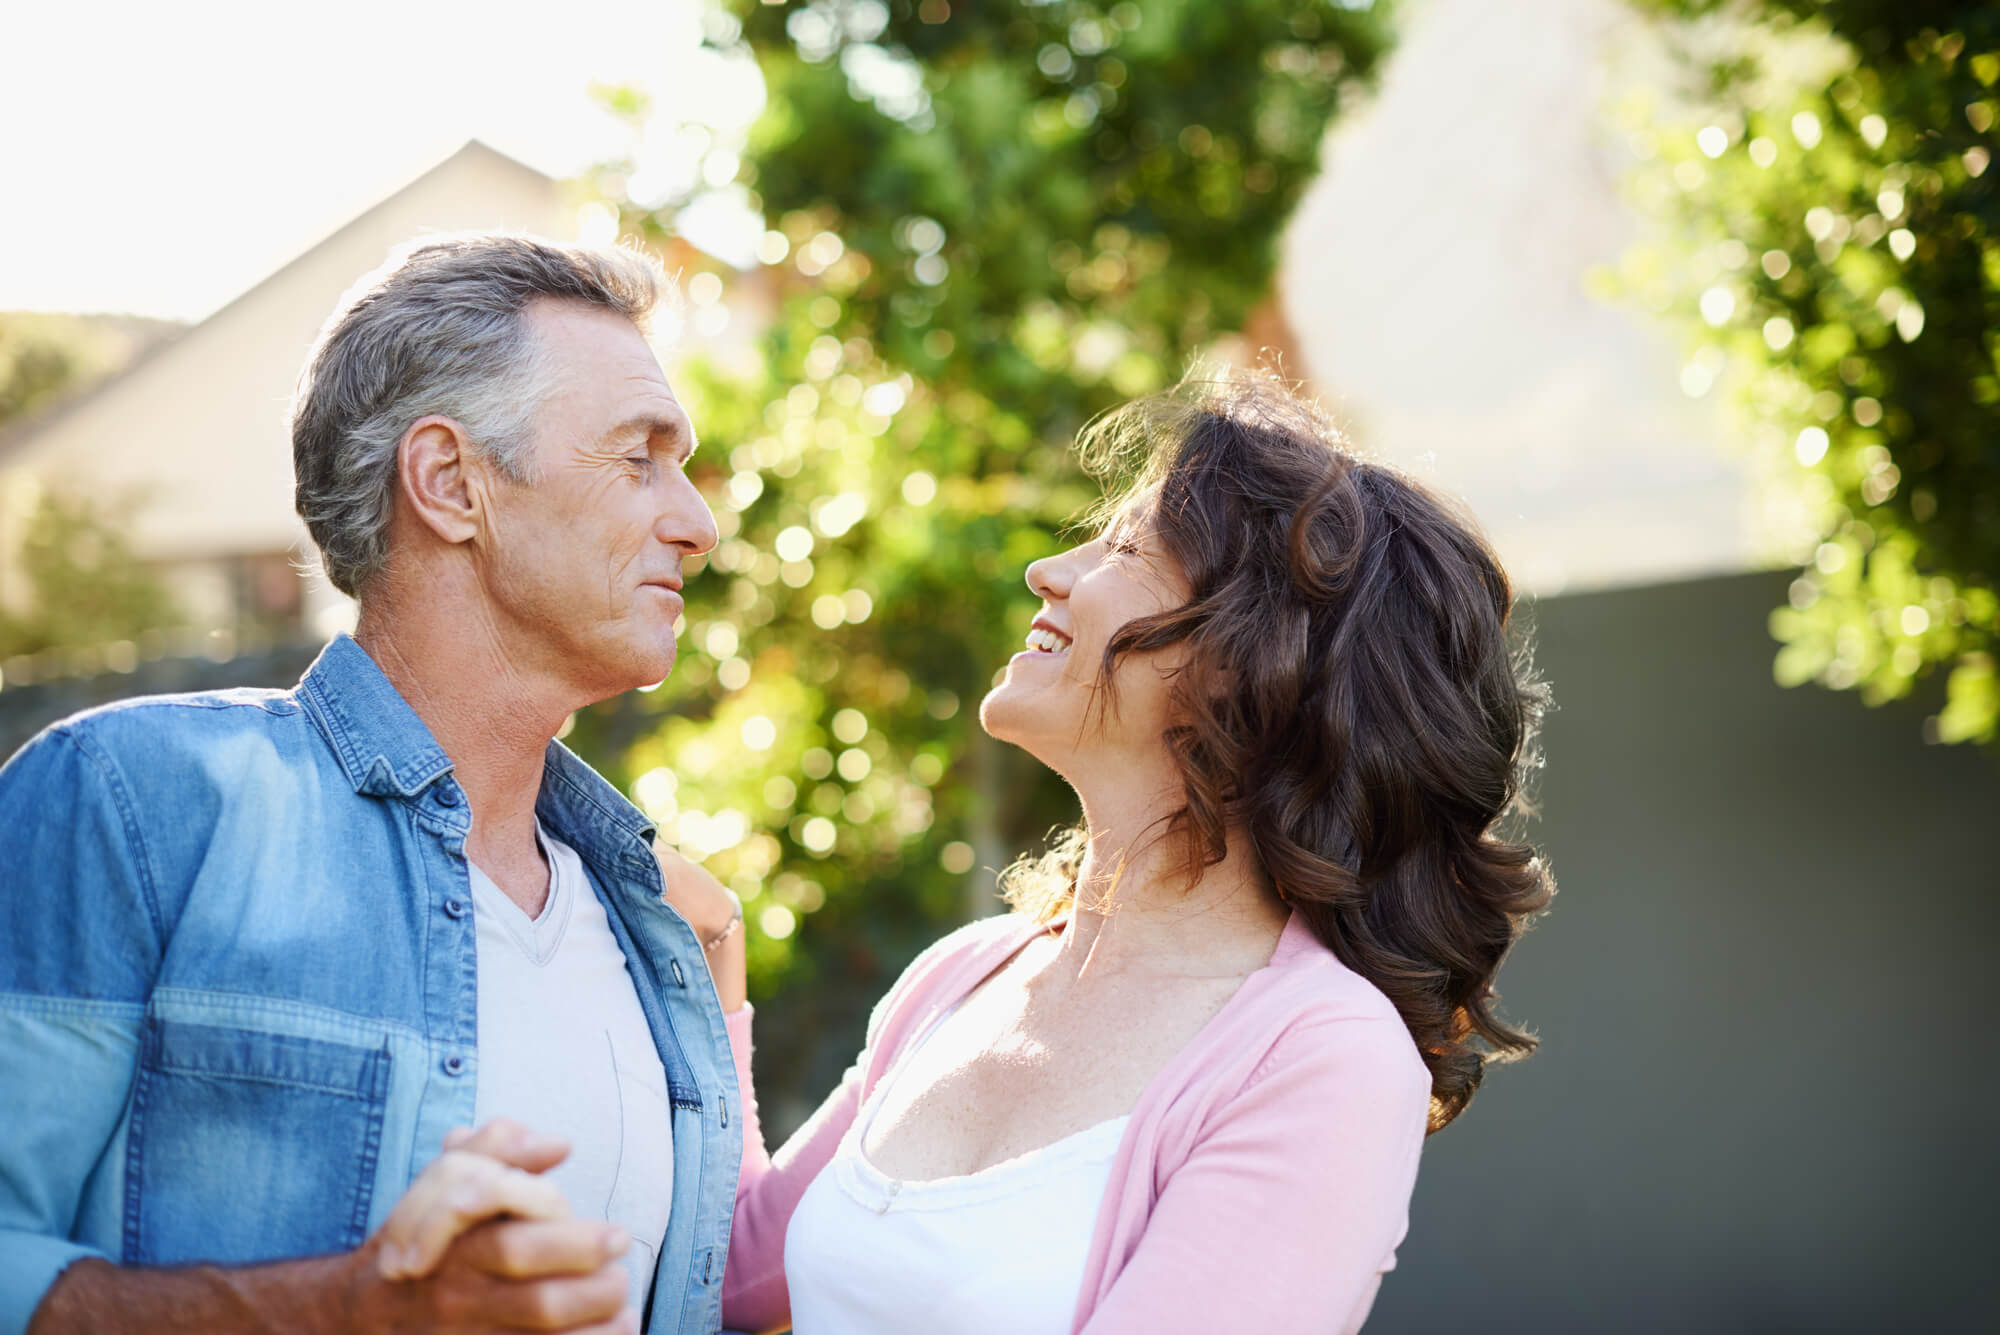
left=297, top=635, right=455, bottom=799
left=296, top=635, right=656, bottom=871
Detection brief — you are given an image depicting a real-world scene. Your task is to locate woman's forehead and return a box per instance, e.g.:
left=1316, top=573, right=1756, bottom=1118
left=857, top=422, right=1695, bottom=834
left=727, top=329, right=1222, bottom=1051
left=1103, top=488, right=1160, bottom=532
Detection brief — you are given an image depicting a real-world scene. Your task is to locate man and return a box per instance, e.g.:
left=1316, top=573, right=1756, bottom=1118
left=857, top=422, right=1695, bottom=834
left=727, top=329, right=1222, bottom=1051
left=0, top=234, right=748, bottom=1334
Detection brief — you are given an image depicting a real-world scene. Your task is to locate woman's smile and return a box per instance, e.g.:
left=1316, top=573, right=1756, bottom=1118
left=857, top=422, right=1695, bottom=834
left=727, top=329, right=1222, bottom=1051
left=1021, top=619, right=1073, bottom=657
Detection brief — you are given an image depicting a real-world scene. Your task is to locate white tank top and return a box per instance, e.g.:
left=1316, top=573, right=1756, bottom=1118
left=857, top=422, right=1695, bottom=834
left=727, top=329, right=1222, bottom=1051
left=469, top=824, right=674, bottom=1316
left=784, top=1009, right=1128, bottom=1335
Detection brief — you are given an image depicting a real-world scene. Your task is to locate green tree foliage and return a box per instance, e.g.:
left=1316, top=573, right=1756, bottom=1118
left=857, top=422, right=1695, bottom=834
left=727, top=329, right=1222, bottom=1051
left=1623, top=1, right=1999, bottom=743
left=0, top=488, right=183, bottom=661
left=0, top=316, right=185, bottom=664
left=572, top=0, right=1393, bottom=1122
left=0, top=318, right=87, bottom=424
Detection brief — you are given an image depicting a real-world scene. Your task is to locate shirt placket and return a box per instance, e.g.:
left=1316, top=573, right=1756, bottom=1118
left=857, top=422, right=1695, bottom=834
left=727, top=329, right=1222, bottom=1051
left=408, top=777, right=482, bottom=1184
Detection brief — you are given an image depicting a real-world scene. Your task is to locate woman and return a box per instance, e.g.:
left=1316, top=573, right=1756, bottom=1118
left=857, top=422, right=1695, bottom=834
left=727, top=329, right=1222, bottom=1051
left=386, top=370, right=1552, bottom=1332
left=715, top=371, right=1551, bottom=1333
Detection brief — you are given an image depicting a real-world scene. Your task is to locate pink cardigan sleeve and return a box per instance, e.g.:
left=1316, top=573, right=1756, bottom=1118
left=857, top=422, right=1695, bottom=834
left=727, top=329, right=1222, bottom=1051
left=718, top=1005, right=859, bottom=1332
left=1078, top=1016, right=1432, bottom=1335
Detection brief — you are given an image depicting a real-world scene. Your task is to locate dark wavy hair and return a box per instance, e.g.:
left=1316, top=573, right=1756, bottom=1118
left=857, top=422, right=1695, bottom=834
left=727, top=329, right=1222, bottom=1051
left=1002, top=370, right=1554, bottom=1132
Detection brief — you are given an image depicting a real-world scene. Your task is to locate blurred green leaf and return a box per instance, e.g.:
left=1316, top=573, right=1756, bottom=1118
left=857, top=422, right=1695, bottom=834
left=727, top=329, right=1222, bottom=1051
left=1622, top=0, right=2000, bottom=745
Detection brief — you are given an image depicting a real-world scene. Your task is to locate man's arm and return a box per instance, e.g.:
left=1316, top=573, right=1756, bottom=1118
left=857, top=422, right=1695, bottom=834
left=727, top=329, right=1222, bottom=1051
left=30, top=1224, right=633, bottom=1335
left=0, top=727, right=162, bottom=1330
left=0, top=727, right=636, bottom=1335
left=28, top=1127, right=637, bottom=1335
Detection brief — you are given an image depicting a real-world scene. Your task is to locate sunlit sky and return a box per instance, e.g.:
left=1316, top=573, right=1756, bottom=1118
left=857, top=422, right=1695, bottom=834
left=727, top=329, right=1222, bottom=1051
left=2, top=0, right=754, bottom=322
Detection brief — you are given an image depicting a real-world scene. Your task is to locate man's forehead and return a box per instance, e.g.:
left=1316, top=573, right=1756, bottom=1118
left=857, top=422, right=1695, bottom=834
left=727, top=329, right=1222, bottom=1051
left=522, top=298, right=695, bottom=447
left=525, top=297, right=665, bottom=380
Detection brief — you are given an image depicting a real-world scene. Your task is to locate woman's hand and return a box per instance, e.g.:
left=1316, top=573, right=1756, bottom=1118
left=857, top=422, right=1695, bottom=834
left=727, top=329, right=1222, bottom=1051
left=655, top=839, right=748, bottom=1013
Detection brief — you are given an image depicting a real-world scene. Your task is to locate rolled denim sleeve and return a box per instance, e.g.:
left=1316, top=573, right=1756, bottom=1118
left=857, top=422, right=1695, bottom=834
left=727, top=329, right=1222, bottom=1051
left=0, top=725, right=162, bottom=1332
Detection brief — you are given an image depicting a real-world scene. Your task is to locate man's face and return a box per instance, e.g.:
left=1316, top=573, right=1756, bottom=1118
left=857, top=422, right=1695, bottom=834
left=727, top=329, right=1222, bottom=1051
left=474, top=297, right=717, bottom=701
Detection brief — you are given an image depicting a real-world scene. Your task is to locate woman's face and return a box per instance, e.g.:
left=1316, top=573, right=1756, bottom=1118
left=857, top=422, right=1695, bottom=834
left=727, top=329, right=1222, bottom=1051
left=979, top=503, right=1192, bottom=776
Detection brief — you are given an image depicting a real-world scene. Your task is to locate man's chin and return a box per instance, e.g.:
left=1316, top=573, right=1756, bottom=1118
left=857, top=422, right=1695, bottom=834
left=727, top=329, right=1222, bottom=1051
left=630, top=642, right=678, bottom=694
left=572, top=638, right=677, bottom=703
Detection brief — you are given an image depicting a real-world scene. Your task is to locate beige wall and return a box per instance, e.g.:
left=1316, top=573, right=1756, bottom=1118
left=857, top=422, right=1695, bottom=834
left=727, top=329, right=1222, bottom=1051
left=1278, top=0, right=1776, bottom=596
left=2, top=140, right=779, bottom=646
left=0, top=142, right=567, bottom=631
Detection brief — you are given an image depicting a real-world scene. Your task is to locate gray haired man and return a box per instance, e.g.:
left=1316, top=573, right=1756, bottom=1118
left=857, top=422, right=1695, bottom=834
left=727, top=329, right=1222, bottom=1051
left=0, top=235, right=748, bottom=1334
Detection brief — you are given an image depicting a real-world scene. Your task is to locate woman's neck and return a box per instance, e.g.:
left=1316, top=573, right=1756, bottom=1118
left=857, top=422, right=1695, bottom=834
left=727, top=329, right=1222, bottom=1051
left=1051, top=782, right=1290, bottom=983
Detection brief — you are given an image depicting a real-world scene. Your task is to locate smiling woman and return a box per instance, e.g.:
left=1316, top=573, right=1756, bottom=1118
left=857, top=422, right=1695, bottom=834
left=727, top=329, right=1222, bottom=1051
left=700, top=368, right=1556, bottom=1335
left=977, top=498, right=1193, bottom=776
left=998, top=374, right=1555, bottom=1131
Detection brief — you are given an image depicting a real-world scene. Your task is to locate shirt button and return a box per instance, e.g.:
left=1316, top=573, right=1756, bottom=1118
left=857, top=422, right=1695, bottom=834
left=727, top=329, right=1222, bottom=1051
left=442, top=1054, right=467, bottom=1077
left=444, top=898, right=470, bottom=919
left=435, top=785, right=461, bottom=807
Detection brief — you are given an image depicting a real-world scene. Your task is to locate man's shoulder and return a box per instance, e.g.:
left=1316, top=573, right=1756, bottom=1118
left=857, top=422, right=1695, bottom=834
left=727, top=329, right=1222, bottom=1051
left=18, top=684, right=318, bottom=783
left=56, top=683, right=305, bottom=727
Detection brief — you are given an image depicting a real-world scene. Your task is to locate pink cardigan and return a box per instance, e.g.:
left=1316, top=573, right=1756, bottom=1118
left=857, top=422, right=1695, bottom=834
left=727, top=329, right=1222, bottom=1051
left=721, top=911, right=1432, bottom=1334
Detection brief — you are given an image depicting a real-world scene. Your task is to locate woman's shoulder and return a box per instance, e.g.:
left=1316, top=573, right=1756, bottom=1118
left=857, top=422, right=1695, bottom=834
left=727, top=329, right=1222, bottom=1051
left=1264, top=916, right=1410, bottom=1026
left=863, top=911, right=1045, bottom=1040
left=1223, top=917, right=1432, bottom=1096
left=906, top=909, right=1046, bottom=984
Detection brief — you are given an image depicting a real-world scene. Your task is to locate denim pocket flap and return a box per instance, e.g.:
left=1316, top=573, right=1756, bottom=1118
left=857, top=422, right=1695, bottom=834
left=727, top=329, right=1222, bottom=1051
left=148, top=1021, right=386, bottom=1098
left=125, top=1017, right=390, bottom=1267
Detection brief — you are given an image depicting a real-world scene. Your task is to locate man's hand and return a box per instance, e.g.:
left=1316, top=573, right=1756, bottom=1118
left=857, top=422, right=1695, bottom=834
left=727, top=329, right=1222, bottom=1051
left=351, top=1215, right=635, bottom=1333
left=27, top=1119, right=636, bottom=1335
left=357, top=1118, right=634, bottom=1331
left=372, top=1119, right=574, bottom=1279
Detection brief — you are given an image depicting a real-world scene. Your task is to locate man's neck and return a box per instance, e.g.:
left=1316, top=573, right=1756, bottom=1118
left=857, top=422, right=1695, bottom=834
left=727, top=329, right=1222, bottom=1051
left=353, top=599, right=571, bottom=907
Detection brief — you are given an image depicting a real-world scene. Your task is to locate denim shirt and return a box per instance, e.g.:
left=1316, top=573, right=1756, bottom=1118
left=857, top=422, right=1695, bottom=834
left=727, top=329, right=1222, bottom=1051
left=0, top=636, right=741, bottom=1334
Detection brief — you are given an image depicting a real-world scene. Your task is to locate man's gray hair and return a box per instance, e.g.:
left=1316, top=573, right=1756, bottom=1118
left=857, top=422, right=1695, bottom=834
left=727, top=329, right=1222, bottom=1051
left=292, top=232, right=662, bottom=597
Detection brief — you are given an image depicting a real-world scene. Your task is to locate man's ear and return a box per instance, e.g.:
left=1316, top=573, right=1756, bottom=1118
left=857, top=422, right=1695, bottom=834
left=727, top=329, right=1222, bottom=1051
left=397, top=415, right=484, bottom=546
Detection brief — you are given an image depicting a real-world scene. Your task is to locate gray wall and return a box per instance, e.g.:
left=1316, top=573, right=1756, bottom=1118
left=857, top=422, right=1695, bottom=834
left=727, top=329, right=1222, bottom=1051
left=1370, top=571, right=1999, bottom=1333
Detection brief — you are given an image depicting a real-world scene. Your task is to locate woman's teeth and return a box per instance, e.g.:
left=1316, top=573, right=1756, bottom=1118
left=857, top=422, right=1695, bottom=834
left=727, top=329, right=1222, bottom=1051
left=1025, top=626, right=1072, bottom=655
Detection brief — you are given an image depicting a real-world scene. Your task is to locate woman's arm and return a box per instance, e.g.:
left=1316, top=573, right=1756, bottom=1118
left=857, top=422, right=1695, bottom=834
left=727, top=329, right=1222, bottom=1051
left=1078, top=1017, right=1432, bottom=1335
left=652, top=842, right=859, bottom=1331
left=653, top=843, right=746, bottom=1013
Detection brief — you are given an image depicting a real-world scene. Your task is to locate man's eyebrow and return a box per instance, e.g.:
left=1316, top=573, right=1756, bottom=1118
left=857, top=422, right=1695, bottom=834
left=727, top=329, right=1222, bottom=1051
left=612, top=412, right=697, bottom=461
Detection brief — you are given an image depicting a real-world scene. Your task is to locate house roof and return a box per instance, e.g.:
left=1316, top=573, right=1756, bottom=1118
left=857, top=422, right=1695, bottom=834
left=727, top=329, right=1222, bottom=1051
left=0, top=140, right=554, bottom=465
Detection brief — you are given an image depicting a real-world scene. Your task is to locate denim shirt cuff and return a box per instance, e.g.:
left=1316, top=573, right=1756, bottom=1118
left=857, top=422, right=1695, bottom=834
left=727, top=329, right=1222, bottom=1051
left=0, top=1231, right=111, bottom=1334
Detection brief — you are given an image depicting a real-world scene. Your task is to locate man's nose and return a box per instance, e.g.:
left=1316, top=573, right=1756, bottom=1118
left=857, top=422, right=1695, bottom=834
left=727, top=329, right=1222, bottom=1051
left=659, top=472, right=719, bottom=556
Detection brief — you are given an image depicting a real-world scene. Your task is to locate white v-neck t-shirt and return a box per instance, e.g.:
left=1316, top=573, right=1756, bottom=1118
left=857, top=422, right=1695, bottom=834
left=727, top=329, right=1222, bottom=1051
left=468, top=824, right=674, bottom=1315
left=783, top=1006, right=1128, bottom=1335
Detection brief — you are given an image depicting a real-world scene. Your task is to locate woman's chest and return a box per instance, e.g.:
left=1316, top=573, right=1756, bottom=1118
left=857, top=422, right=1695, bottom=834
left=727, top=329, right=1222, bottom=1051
left=862, top=972, right=1238, bottom=1180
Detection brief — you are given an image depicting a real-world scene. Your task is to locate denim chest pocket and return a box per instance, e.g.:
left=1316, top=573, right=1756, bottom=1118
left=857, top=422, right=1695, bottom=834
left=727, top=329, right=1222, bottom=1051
left=124, top=1018, right=391, bottom=1267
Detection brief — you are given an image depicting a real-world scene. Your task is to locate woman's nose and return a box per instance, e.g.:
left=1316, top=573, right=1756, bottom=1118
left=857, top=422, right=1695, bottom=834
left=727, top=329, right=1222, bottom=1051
left=1025, top=549, right=1070, bottom=602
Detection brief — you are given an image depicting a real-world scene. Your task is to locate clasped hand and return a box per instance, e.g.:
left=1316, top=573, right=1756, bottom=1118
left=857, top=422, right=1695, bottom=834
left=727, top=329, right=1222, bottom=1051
left=359, top=1119, right=637, bottom=1334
